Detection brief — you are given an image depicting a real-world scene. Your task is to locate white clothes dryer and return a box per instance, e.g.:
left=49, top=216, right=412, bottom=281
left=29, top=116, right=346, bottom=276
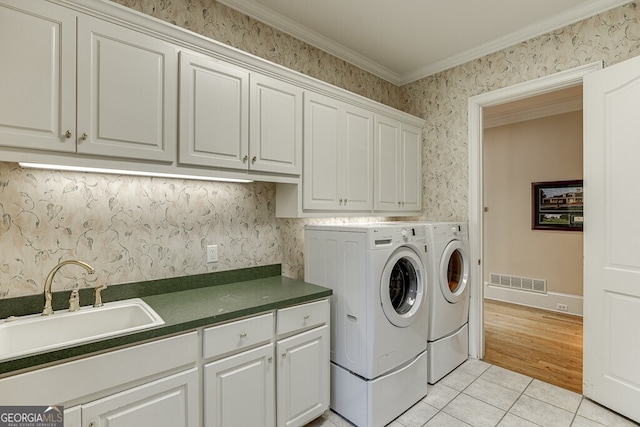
left=424, top=222, right=471, bottom=384
left=304, top=223, right=429, bottom=427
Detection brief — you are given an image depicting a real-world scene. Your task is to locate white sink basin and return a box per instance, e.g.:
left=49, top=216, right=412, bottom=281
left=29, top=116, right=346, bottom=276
left=0, top=298, right=164, bottom=361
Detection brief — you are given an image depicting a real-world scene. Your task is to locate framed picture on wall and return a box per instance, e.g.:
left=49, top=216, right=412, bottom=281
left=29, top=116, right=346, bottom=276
left=531, top=180, right=583, bottom=231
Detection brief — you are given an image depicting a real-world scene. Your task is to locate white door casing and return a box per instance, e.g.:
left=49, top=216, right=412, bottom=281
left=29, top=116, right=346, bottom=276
left=582, top=55, right=640, bottom=422
left=467, top=61, right=602, bottom=362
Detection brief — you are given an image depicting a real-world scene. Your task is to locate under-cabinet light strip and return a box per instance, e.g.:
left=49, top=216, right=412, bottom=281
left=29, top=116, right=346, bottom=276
left=18, top=163, right=254, bottom=183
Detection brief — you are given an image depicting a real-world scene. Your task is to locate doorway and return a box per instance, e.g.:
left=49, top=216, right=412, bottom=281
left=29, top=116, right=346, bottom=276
left=466, top=61, right=602, bottom=366
left=479, top=87, right=584, bottom=392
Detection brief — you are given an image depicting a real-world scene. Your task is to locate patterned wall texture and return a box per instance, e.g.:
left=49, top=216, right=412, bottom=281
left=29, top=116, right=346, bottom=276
left=403, top=2, right=640, bottom=221
left=0, top=162, right=386, bottom=298
left=2, top=1, right=639, bottom=298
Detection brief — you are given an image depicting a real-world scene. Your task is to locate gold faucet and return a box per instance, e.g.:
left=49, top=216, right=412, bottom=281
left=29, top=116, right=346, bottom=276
left=42, top=260, right=95, bottom=316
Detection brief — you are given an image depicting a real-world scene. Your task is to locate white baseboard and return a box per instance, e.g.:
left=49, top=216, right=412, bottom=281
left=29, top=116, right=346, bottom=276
left=483, top=282, right=583, bottom=316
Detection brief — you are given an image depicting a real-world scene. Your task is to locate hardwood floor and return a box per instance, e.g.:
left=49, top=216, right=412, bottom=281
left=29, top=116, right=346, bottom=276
left=482, top=299, right=583, bottom=394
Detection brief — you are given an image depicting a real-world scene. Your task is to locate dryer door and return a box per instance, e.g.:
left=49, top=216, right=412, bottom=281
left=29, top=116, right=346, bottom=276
left=380, top=247, right=425, bottom=327
left=439, top=240, right=469, bottom=303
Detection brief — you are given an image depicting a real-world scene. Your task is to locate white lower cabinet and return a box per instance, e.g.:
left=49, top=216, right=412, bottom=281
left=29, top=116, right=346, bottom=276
left=1, top=301, right=329, bottom=427
left=0, top=333, right=199, bottom=427
left=82, top=368, right=198, bottom=427
left=202, top=299, right=329, bottom=427
left=64, top=406, right=81, bottom=427
left=276, top=325, right=329, bottom=427
left=61, top=370, right=198, bottom=427
left=204, top=344, right=275, bottom=427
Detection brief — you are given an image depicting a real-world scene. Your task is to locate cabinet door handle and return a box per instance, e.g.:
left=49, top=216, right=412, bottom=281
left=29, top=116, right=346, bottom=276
left=80, top=132, right=88, bottom=141
left=344, top=199, right=347, bottom=205
left=64, top=130, right=72, bottom=139
left=339, top=198, right=343, bottom=205
left=89, top=422, right=95, bottom=427
left=268, top=356, right=273, bottom=363
left=239, top=332, right=247, bottom=338
left=251, top=156, right=257, bottom=163
left=303, top=315, right=310, bottom=320
left=282, top=352, right=287, bottom=359
left=242, top=155, right=248, bottom=163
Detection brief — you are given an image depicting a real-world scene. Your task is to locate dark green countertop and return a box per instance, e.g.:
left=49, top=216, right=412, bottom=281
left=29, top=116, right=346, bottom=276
left=0, top=265, right=331, bottom=377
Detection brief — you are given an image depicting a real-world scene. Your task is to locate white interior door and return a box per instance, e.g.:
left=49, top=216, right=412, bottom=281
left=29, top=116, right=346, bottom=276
left=583, top=55, right=640, bottom=423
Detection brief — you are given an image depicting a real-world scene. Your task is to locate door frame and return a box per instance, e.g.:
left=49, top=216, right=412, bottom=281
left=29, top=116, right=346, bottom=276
left=467, top=61, right=602, bottom=359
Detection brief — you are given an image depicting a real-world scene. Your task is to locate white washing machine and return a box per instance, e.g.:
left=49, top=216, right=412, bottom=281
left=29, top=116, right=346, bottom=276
left=424, top=222, right=471, bottom=384
left=304, top=223, right=429, bottom=427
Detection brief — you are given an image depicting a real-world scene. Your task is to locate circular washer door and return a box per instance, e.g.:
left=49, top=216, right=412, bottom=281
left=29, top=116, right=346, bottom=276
left=380, top=247, right=425, bottom=327
left=439, top=240, right=469, bottom=303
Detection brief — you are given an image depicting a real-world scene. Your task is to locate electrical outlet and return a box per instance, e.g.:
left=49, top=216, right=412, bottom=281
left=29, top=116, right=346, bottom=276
left=556, top=303, right=568, bottom=312
left=207, top=245, right=218, bottom=263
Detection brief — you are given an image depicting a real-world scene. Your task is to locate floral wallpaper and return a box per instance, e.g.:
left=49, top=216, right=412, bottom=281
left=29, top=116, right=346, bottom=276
left=2, top=0, right=640, bottom=299
left=0, top=164, right=275, bottom=297
left=404, top=2, right=640, bottom=221
left=0, top=162, right=386, bottom=298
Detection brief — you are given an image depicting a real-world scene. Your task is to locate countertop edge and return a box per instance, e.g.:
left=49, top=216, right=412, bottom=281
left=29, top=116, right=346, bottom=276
left=0, top=272, right=331, bottom=377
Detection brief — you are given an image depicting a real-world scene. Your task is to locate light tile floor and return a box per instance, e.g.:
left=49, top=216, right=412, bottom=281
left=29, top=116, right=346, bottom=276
left=306, top=359, right=639, bottom=427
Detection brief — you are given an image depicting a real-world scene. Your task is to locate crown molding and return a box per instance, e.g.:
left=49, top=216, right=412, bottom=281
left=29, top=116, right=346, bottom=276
left=399, top=0, right=631, bottom=85
left=217, top=0, right=403, bottom=84
left=483, top=94, right=583, bottom=128
left=219, top=0, right=631, bottom=86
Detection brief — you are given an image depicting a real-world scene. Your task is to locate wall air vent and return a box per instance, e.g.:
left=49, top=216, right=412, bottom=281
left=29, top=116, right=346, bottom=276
left=489, top=273, right=547, bottom=294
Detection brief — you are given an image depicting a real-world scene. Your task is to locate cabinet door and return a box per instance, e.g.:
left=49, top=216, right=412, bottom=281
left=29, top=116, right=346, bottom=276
left=303, top=93, right=341, bottom=210
left=399, top=123, right=422, bottom=211
left=0, top=0, right=76, bottom=152
left=77, top=15, right=178, bottom=162
left=64, top=406, right=81, bottom=427
left=303, top=93, right=373, bottom=212
left=374, top=115, right=401, bottom=210
left=178, top=51, right=249, bottom=170
left=204, top=343, right=275, bottom=427
left=250, top=74, right=302, bottom=175
left=342, top=105, right=374, bottom=211
left=276, top=325, right=329, bottom=427
left=82, top=368, right=198, bottom=427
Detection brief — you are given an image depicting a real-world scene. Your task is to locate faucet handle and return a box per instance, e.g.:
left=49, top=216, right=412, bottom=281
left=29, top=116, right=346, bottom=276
left=69, top=290, right=80, bottom=312
left=94, top=285, right=107, bottom=308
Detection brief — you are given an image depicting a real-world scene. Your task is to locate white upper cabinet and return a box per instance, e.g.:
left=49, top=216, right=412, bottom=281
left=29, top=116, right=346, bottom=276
left=399, top=123, right=422, bottom=211
left=179, top=52, right=302, bottom=176
left=0, top=0, right=423, bottom=194
left=0, top=1, right=179, bottom=162
left=77, top=15, right=178, bottom=162
left=344, top=106, right=375, bottom=210
left=303, top=94, right=340, bottom=210
left=303, top=92, right=373, bottom=211
left=0, top=0, right=76, bottom=152
left=178, top=50, right=249, bottom=169
left=250, top=74, right=303, bottom=175
left=374, top=116, right=422, bottom=212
